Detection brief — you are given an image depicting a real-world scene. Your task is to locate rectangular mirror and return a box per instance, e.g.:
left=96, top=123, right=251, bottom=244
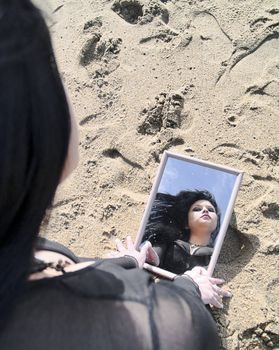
left=135, top=151, right=243, bottom=280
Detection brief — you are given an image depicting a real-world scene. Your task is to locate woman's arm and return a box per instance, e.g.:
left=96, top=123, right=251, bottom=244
left=152, top=276, right=220, bottom=350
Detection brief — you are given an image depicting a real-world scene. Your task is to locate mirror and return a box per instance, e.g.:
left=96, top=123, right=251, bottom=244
left=135, top=151, right=243, bottom=279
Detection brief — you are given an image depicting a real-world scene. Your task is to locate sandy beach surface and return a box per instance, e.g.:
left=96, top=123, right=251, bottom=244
left=38, top=0, right=279, bottom=348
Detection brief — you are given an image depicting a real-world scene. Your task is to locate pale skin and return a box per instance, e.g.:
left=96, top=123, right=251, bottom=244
left=59, top=86, right=79, bottom=183
left=188, top=199, right=218, bottom=246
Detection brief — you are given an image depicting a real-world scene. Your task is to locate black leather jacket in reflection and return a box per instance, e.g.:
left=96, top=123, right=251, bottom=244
left=155, top=239, right=213, bottom=274
left=142, top=192, right=214, bottom=275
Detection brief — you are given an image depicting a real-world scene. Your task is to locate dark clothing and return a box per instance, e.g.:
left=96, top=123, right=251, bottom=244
left=36, top=236, right=81, bottom=263
left=32, top=237, right=138, bottom=272
left=0, top=260, right=219, bottom=350
left=154, top=239, right=213, bottom=274
left=142, top=192, right=214, bottom=274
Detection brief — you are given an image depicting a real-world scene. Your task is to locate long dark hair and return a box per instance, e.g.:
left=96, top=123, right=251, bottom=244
left=144, top=190, right=221, bottom=246
left=0, top=0, right=70, bottom=327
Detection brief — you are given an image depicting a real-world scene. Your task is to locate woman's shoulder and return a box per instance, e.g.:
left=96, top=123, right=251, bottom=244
left=26, top=260, right=202, bottom=306
left=2, top=264, right=154, bottom=350
left=3, top=262, right=215, bottom=350
left=26, top=261, right=154, bottom=302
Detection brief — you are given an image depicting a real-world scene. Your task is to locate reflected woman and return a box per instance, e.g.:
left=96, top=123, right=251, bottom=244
left=143, top=190, right=221, bottom=274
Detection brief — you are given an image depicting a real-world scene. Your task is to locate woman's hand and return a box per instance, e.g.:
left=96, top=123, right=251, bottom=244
left=110, top=236, right=158, bottom=268
left=184, top=267, right=232, bottom=308
left=140, top=241, right=160, bottom=266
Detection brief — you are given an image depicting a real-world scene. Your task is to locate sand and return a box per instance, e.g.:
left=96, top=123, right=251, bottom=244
left=38, top=0, right=279, bottom=348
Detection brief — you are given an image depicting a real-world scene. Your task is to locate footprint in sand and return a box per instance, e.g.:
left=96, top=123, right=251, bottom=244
left=241, top=59, right=279, bottom=113
left=212, top=143, right=279, bottom=170
left=139, top=28, right=179, bottom=47
left=80, top=33, right=102, bottom=67
left=83, top=17, right=103, bottom=32
left=223, top=102, right=255, bottom=128
left=79, top=17, right=122, bottom=76
left=211, top=144, right=259, bottom=167
left=111, top=0, right=144, bottom=24
left=223, top=95, right=279, bottom=151
left=149, top=133, right=185, bottom=163
left=143, top=11, right=232, bottom=61
left=218, top=226, right=253, bottom=264
left=219, top=56, right=279, bottom=149
left=216, top=11, right=279, bottom=91
left=140, top=0, right=169, bottom=24
left=189, top=11, right=232, bottom=63
left=111, top=0, right=169, bottom=25
left=139, top=10, right=232, bottom=64
left=239, top=174, right=279, bottom=229
left=241, top=174, right=270, bottom=204
left=137, top=91, right=185, bottom=135
left=102, top=148, right=143, bottom=169
left=260, top=201, right=279, bottom=220
left=260, top=229, right=279, bottom=255
left=263, top=147, right=279, bottom=165
left=80, top=35, right=122, bottom=67
left=249, top=16, right=273, bottom=32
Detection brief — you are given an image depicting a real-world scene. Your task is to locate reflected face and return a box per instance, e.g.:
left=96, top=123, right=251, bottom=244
left=188, top=200, right=217, bottom=234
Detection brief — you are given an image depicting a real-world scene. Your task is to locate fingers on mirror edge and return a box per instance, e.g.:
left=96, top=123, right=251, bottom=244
left=115, top=238, right=125, bottom=252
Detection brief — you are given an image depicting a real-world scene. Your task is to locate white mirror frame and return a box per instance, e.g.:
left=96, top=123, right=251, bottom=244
left=135, top=151, right=244, bottom=279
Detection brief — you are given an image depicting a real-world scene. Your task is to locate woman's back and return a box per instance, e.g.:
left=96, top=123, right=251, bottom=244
left=0, top=262, right=219, bottom=350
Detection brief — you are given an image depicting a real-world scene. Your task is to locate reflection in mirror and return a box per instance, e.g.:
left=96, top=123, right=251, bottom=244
left=136, top=151, right=243, bottom=278
left=142, top=190, right=220, bottom=274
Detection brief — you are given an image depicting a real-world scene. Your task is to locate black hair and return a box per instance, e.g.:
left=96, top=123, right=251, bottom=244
left=144, top=190, right=221, bottom=246
left=0, top=0, right=70, bottom=327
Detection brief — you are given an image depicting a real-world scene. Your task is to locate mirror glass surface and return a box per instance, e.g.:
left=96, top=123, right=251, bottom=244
left=138, top=153, right=242, bottom=276
left=159, top=157, right=237, bottom=226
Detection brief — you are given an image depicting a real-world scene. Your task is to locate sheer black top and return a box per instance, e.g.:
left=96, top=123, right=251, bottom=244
left=0, top=260, right=219, bottom=350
